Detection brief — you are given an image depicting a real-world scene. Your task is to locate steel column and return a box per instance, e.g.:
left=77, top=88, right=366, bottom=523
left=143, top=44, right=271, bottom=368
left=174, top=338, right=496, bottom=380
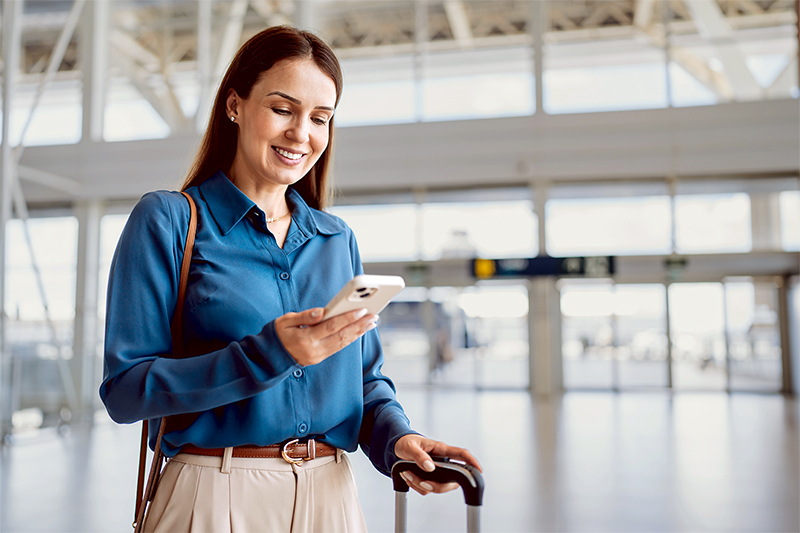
left=196, top=0, right=212, bottom=133
left=1, top=0, right=24, bottom=445
left=72, top=200, right=104, bottom=421
left=81, top=0, right=110, bottom=142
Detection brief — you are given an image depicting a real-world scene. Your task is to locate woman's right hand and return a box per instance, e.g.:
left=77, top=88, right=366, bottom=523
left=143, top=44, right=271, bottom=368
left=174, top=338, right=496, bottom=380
left=274, top=307, right=378, bottom=366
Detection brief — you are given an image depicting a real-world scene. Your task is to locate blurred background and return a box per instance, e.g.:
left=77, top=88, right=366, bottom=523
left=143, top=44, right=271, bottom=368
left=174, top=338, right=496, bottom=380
left=0, top=0, right=798, bottom=531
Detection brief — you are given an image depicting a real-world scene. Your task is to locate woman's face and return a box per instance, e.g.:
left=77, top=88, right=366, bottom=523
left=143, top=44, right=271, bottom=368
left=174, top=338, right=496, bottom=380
left=227, top=59, right=337, bottom=189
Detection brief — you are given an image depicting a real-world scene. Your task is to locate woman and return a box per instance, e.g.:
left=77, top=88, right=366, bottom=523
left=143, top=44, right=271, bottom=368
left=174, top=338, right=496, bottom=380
left=100, top=26, right=480, bottom=532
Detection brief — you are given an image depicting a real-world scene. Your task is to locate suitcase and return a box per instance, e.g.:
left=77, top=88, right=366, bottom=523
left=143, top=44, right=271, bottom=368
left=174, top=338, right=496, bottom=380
left=391, top=457, right=485, bottom=533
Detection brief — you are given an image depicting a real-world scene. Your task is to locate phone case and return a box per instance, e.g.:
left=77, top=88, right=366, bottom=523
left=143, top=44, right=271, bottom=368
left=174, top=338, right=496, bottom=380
left=323, top=275, right=405, bottom=319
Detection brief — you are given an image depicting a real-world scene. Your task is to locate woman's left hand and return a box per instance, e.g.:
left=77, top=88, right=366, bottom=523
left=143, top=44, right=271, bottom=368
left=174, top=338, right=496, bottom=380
left=393, top=434, right=482, bottom=496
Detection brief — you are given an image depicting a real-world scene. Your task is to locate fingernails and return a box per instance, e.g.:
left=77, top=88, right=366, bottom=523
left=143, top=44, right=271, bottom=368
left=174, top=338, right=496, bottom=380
left=400, top=472, right=412, bottom=484
left=420, top=482, right=433, bottom=491
left=311, top=309, right=322, bottom=318
left=422, top=460, right=435, bottom=472
left=354, top=308, right=368, bottom=319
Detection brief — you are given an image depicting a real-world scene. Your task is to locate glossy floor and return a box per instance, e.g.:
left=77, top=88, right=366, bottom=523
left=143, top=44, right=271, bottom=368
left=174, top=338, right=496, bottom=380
left=1, top=390, right=798, bottom=532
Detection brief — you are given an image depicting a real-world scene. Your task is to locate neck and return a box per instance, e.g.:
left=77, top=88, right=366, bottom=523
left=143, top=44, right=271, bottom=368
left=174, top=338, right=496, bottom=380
left=227, top=161, right=290, bottom=218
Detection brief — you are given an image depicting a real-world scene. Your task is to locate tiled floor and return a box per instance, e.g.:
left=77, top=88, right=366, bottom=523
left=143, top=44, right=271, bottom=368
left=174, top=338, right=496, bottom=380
left=1, top=389, right=798, bottom=533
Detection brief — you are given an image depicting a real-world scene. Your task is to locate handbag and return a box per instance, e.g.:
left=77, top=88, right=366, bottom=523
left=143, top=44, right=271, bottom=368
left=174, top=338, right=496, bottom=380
left=133, top=191, right=197, bottom=532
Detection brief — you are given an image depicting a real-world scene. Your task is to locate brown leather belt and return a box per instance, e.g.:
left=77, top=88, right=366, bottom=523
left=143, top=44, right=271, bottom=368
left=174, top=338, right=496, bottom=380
left=180, top=438, right=336, bottom=465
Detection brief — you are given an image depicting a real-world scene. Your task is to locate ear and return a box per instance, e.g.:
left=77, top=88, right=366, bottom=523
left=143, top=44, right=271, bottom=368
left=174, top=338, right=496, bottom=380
left=225, top=89, right=240, bottom=119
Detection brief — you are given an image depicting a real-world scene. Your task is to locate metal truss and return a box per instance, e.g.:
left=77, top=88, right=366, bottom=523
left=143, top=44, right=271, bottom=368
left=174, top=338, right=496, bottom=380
left=3, top=1, right=796, bottom=130
left=11, top=1, right=797, bottom=70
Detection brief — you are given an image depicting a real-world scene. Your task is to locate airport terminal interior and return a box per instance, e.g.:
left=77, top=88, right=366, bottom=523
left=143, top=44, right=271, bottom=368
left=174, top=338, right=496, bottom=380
left=0, top=0, right=799, bottom=531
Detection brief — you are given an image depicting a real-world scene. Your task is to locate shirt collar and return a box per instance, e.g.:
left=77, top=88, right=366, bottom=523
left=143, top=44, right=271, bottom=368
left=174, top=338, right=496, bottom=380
left=197, top=170, right=343, bottom=238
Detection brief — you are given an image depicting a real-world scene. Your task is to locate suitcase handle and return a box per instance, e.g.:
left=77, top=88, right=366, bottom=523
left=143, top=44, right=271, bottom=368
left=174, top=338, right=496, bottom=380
left=391, top=457, right=485, bottom=506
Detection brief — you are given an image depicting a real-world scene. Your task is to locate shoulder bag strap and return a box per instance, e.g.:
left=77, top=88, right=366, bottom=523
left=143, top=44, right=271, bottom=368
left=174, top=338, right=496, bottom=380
left=133, top=191, right=197, bottom=531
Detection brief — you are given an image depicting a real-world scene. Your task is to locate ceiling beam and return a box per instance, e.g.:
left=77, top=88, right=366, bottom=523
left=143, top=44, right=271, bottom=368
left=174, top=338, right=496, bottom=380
left=683, top=0, right=763, bottom=101
left=111, top=48, right=191, bottom=134
left=214, top=0, right=249, bottom=80
left=633, top=0, right=657, bottom=29
left=18, top=165, right=82, bottom=195
left=443, top=0, right=472, bottom=48
left=110, top=28, right=160, bottom=68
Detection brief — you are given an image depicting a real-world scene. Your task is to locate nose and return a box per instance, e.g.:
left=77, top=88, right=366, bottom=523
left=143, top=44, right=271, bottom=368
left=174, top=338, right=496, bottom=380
left=285, top=117, right=310, bottom=144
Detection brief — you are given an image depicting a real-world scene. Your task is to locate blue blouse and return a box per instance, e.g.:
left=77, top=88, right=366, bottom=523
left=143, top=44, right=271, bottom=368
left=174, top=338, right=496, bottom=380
left=100, top=170, right=414, bottom=475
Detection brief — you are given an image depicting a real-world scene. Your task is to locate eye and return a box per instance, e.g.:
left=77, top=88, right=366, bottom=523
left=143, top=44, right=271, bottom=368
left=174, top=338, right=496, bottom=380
left=272, top=108, right=290, bottom=116
left=312, top=117, right=328, bottom=126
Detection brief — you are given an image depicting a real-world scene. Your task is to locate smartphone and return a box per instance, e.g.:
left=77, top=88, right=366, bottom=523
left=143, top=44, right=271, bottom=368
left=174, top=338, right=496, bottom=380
left=323, top=275, right=405, bottom=319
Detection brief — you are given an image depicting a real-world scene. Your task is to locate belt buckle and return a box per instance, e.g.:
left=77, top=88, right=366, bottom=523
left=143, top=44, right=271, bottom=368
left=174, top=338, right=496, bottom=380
left=281, top=438, right=314, bottom=466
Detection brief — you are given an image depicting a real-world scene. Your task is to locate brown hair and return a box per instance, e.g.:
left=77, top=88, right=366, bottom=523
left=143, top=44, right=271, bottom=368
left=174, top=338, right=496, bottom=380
left=181, top=26, right=343, bottom=210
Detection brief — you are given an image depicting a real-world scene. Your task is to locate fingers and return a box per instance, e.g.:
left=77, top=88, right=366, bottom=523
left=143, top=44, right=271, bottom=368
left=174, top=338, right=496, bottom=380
left=275, top=307, right=378, bottom=367
left=407, top=441, right=437, bottom=473
left=395, top=434, right=482, bottom=474
left=311, top=309, right=377, bottom=350
left=399, top=471, right=459, bottom=496
left=430, top=444, right=482, bottom=473
left=276, top=308, right=325, bottom=328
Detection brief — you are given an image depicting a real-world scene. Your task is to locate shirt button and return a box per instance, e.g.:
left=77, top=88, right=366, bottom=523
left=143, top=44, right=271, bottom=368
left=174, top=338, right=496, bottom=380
left=298, top=423, right=308, bottom=434
left=293, top=369, right=303, bottom=379
left=280, top=272, right=290, bottom=280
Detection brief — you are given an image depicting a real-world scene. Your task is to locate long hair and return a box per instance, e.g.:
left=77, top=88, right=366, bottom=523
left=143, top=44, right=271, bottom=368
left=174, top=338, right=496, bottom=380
left=181, top=26, right=343, bottom=210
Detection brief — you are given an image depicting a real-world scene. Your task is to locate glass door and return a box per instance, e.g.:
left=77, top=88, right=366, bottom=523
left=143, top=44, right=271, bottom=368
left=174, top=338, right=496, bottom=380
left=725, top=278, right=782, bottom=392
left=668, top=283, right=727, bottom=390
left=561, top=281, right=668, bottom=390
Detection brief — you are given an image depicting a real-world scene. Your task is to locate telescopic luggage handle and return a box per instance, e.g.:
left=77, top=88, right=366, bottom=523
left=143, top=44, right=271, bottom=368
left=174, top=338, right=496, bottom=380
left=391, top=457, right=484, bottom=533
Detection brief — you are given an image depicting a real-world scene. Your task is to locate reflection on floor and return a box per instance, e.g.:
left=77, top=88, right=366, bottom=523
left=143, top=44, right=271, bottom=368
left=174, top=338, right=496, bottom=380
left=1, top=390, right=798, bottom=532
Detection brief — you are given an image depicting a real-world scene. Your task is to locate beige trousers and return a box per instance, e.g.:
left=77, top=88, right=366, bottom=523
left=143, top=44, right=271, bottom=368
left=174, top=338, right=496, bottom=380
left=143, top=449, right=368, bottom=533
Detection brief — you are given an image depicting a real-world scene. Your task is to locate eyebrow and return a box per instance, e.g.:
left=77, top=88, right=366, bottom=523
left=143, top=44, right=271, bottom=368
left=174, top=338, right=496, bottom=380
left=267, top=91, right=334, bottom=111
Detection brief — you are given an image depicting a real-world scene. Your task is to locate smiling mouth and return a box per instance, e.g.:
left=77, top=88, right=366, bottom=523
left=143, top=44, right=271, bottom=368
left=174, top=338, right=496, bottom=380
left=273, top=147, right=304, bottom=160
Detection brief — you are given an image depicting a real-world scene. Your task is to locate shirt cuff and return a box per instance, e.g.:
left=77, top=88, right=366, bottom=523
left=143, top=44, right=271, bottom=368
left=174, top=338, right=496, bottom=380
left=252, top=320, right=301, bottom=379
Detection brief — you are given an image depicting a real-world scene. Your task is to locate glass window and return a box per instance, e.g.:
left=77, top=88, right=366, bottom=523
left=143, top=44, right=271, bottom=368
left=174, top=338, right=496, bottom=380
left=674, top=193, right=752, bottom=254
left=780, top=191, right=800, bottom=251
left=104, top=80, right=171, bottom=142
left=668, top=62, right=719, bottom=108
left=98, top=213, right=130, bottom=320
left=336, top=56, right=416, bottom=127
left=421, top=47, right=533, bottom=121
left=328, top=204, right=418, bottom=262
left=1, top=81, right=83, bottom=146
left=546, top=196, right=672, bottom=256
left=545, top=62, right=668, bottom=114
left=544, top=36, right=667, bottom=114
left=420, top=201, right=537, bottom=260
left=5, top=217, right=78, bottom=322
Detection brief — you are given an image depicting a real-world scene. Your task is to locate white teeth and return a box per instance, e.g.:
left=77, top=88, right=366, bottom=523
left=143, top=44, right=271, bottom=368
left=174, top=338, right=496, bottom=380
left=275, top=147, right=302, bottom=160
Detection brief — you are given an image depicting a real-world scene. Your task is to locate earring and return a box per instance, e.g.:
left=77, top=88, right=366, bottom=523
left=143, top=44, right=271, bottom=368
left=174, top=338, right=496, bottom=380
left=230, top=116, right=235, bottom=122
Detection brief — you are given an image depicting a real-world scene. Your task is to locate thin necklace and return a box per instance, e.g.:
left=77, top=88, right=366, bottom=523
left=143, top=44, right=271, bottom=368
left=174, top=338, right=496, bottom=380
left=265, top=212, right=289, bottom=223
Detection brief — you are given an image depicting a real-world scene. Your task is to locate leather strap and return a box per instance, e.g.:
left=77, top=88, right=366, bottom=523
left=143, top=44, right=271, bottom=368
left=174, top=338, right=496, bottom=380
left=134, top=191, right=197, bottom=531
left=181, top=440, right=336, bottom=460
